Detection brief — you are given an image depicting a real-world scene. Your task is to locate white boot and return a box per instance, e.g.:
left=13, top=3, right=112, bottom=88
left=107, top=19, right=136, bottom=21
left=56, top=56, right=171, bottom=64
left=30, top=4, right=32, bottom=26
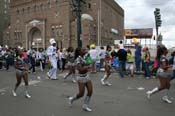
left=68, top=97, right=74, bottom=106
left=82, top=104, right=92, bottom=112
left=146, top=87, right=159, bottom=99
left=162, top=96, right=172, bottom=104
left=71, top=74, right=76, bottom=83
left=68, top=95, right=77, bottom=106
left=25, top=86, right=31, bottom=98
left=47, top=72, right=50, bottom=79
left=105, top=81, right=112, bottom=86
left=162, top=90, right=172, bottom=104
left=63, top=73, right=69, bottom=79
left=82, top=96, right=92, bottom=112
left=101, top=74, right=107, bottom=85
left=12, top=90, right=17, bottom=97
left=25, top=92, right=31, bottom=98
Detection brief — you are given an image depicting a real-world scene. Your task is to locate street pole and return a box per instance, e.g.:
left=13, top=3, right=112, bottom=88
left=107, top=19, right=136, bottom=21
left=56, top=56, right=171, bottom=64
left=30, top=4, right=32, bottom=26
left=154, top=8, right=162, bottom=47
left=155, top=19, right=159, bottom=47
left=77, top=0, right=82, bottom=48
left=97, top=0, right=102, bottom=46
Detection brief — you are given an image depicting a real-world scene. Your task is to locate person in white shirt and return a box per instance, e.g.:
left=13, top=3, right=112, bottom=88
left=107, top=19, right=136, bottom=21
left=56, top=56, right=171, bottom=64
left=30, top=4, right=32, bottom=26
left=99, top=46, right=106, bottom=70
left=61, top=48, right=67, bottom=72
left=57, top=48, right=62, bottom=70
left=47, top=38, right=58, bottom=80
left=36, top=49, right=44, bottom=71
left=89, top=44, right=98, bottom=73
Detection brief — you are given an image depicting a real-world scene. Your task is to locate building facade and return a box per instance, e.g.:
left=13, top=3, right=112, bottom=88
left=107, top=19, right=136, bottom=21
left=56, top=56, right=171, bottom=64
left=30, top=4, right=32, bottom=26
left=7, top=0, right=124, bottom=49
left=0, top=0, right=11, bottom=45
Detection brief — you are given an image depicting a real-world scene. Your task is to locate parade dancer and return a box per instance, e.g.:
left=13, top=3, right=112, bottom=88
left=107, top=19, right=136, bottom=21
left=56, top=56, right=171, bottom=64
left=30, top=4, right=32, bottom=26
left=146, top=46, right=172, bottom=104
left=101, top=45, right=112, bottom=86
left=12, top=49, right=31, bottom=98
left=68, top=47, right=93, bottom=112
left=47, top=38, right=58, bottom=80
left=63, top=47, right=76, bottom=83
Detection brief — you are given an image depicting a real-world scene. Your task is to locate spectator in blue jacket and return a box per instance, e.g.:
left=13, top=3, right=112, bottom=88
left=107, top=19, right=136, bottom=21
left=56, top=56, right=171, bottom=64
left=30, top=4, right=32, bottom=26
left=135, top=42, right=142, bottom=73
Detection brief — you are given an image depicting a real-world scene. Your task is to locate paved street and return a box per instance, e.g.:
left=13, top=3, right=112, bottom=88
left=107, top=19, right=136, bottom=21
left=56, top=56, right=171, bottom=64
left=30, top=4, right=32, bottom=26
left=0, top=67, right=175, bottom=116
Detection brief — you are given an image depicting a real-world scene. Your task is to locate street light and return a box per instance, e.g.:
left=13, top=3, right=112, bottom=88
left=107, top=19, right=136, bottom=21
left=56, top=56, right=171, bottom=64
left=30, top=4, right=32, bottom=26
left=154, top=8, right=162, bottom=46
left=71, top=0, right=86, bottom=48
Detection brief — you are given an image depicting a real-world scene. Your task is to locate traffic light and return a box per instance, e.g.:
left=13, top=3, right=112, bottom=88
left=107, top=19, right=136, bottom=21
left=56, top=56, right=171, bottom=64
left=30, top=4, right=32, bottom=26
left=154, top=8, right=162, bottom=28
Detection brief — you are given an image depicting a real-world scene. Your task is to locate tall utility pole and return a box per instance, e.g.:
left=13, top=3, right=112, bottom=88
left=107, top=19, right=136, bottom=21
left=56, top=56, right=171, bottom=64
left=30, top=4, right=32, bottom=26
left=77, top=0, right=82, bottom=48
left=154, top=8, right=162, bottom=46
left=72, top=0, right=86, bottom=48
left=97, top=0, right=102, bottom=46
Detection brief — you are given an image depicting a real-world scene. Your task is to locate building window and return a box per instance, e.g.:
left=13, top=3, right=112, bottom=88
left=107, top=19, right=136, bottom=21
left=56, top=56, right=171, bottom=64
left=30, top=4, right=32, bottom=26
left=40, top=3, right=44, bottom=10
left=4, top=4, right=7, bottom=8
left=22, top=8, right=25, bottom=14
left=34, top=5, right=37, bottom=12
left=14, top=32, right=17, bottom=40
left=27, top=7, right=30, bottom=13
left=55, top=0, right=58, bottom=5
left=48, top=1, right=51, bottom=8
left=17, top=9, right=19, bottom=15
left=88, top=3, right=91, bottom=9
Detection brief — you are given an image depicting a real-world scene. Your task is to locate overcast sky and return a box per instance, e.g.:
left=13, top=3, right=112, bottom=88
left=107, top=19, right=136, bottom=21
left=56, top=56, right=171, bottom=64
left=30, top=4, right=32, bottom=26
left=115, top=0, right=175, bottom=48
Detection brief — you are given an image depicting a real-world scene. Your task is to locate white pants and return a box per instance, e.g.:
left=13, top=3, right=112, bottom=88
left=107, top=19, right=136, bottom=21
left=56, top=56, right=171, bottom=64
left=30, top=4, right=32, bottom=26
left=49, top=59, right=57, bottom=79
left=126, top=63, right=134, bottom=71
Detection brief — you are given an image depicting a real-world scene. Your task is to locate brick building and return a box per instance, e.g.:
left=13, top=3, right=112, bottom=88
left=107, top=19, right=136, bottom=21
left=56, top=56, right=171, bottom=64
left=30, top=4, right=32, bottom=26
left=0, top=0, right=10, bottom=45
left=6, top=0, right=124, bottom=49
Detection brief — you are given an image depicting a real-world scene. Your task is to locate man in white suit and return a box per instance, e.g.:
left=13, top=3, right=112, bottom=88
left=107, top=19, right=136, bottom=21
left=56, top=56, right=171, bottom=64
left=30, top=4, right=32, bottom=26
left=47, top=38, right=58, bottom=80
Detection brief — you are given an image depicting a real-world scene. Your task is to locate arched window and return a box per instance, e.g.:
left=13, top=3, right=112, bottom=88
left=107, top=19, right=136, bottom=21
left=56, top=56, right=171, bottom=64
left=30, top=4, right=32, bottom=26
left=16, top=9, right=19, bottom=15
left=27, top=7, right=30, bottom=13
left=48, top=1, right=51, bottom=8
left=55, top=0, right=58, bottom=4
left=22, top=8, right=25, bottom=14
left=40, top=3, right=44, bottom=10
left=34, top=5, right=37, bottom=12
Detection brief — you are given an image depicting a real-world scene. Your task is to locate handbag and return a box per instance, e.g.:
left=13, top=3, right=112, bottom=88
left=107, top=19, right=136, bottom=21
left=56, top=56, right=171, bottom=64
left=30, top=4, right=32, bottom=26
left=112, top=58, right=119, bottom=68
left=85, top=55, right=93, bottom=65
